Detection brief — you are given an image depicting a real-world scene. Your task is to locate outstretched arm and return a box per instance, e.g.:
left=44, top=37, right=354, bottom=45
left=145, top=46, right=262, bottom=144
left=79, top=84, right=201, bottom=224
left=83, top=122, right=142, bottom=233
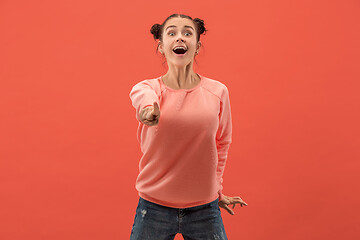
left=129, top=80, right=160, bottom=125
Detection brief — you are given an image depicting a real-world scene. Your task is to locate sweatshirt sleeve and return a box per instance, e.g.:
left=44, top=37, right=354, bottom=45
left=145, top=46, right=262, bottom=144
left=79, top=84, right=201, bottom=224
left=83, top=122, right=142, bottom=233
left=215, top=85, right=232, bottom=201
left=129, top=80, right=160, bottom=122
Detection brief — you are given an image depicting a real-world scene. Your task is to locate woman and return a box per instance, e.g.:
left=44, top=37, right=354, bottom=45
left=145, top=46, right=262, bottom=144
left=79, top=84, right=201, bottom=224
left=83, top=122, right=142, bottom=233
left=129, top=13, right=247, bottom=240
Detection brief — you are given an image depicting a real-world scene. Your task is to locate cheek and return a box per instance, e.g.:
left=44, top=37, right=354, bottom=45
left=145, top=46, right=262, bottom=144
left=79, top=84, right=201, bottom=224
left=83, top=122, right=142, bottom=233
left=162, top=43, right=171, bottom=51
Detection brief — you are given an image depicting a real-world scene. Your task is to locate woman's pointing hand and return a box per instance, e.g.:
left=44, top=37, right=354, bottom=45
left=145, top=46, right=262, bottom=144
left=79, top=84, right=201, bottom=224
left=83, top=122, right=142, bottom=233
left=140, top=101, right=160, bottom=126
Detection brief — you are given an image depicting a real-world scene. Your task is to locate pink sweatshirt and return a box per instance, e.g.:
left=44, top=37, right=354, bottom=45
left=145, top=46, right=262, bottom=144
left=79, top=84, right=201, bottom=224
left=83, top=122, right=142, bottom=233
left=129, top=73, right=232, bottom=208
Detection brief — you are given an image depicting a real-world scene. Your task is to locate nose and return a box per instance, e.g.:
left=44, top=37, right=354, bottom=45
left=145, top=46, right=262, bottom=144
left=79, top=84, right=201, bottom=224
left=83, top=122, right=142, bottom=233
left=176, top=38, right=184, bottom=42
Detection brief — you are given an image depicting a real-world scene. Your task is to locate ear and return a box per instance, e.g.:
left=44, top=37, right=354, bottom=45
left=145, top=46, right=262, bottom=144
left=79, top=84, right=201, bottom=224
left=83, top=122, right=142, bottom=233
left=197, top=41, right=202, bottom=52
left=158, top=41, right=163, bottom=54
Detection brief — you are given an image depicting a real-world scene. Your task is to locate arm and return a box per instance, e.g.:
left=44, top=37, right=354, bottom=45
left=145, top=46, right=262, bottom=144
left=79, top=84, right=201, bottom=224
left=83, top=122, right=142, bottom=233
left=129, top=80, right=160, bottom=123
left=216, top=86, right=232, bottom=201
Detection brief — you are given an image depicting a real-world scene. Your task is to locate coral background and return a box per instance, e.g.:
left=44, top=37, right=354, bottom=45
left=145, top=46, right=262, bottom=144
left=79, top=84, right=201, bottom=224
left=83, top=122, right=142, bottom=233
left=1, top=0, right=359, bottom=239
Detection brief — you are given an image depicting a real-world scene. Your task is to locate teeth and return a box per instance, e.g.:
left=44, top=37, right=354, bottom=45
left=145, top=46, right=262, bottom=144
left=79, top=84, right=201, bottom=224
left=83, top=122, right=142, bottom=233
left=173, top=46, right=187, bottom=51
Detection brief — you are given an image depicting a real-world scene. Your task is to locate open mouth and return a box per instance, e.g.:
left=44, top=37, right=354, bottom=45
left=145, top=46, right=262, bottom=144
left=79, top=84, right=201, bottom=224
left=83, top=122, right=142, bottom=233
left=173, top=47, right=187, bottom=55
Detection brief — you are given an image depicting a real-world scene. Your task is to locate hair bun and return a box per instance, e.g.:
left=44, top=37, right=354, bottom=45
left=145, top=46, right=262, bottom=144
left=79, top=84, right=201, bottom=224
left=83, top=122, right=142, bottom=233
left=193, top=18, right=206, bottom=35
left=150, top=24, right=162, bottom=40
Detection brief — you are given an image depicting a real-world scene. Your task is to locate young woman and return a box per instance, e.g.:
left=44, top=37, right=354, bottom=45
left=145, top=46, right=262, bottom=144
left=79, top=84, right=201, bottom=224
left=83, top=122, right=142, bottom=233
left=129, top=13, right=247, bottom=240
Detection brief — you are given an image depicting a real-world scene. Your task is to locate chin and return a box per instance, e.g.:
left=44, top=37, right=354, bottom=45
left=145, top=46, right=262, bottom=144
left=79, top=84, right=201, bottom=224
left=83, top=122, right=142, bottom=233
left=170, top=57, right=193, bottom=64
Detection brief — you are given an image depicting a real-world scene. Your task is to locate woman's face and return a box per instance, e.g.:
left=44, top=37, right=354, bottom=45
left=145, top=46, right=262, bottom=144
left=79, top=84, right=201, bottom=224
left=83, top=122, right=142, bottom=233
left=159, top=17, right=201, bottom=67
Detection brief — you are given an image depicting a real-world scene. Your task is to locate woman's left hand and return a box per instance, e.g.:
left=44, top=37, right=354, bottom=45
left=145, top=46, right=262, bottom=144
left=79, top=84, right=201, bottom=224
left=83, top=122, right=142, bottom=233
left=218, top=194, right=248, bottom=215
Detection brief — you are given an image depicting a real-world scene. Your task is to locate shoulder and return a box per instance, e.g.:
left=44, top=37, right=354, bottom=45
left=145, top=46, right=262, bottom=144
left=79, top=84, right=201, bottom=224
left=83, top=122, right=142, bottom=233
left=202, top=75, right=230, bottom=99
left=130, top=77, right=163, bottom=94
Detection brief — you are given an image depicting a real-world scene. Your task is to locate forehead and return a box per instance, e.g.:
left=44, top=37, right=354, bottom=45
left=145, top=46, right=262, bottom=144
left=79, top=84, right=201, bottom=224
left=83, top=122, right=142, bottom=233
left=164, top=17, right=195, bottom=31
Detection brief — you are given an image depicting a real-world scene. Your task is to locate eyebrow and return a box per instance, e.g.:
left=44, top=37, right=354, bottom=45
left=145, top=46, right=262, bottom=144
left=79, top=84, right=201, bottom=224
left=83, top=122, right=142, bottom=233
left=165, top=25, right=194, bottom=31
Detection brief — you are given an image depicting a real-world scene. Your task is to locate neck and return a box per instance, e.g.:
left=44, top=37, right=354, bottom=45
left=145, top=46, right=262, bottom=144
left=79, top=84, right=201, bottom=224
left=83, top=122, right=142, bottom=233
left=162, top=63, right=199, bottom=89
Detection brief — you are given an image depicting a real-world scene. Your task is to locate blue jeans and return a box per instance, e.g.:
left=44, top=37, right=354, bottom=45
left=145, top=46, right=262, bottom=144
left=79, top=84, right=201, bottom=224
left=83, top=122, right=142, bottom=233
left=130, top=197, right=228, bottom=240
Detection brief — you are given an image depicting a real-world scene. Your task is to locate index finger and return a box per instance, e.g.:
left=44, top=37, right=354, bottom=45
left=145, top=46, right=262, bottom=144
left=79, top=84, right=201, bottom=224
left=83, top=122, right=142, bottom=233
left=153, top=102, right=160, bottom=114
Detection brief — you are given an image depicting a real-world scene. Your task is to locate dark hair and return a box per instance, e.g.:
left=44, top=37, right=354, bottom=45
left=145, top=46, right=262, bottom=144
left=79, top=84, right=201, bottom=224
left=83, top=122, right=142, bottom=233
left=150, top=13, right=207, bottom=58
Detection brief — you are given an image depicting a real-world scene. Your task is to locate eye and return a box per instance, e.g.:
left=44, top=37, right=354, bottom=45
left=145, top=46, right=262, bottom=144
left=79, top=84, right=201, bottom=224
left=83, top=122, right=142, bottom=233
left=185, top=32, right=192, bottom=36
left=168, top=32, right=175, bottom=36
